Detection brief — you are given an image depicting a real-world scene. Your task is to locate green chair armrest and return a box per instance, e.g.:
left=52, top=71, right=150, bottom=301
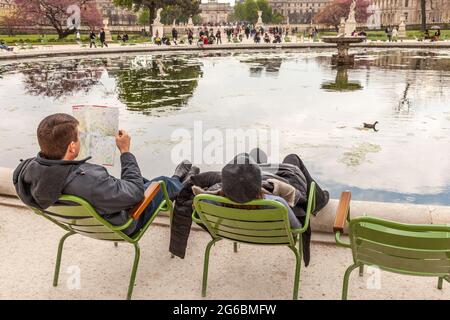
left=192, top=209, right=203, bottom=224
left=292, top=181, right=316, bottom=234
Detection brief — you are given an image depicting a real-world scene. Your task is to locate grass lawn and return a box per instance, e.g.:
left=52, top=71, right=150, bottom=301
left=0, top=33, right=152, bottom=46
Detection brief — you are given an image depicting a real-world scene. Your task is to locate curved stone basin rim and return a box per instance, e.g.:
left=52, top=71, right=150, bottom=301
left=321, top=36, right=367, bottom=44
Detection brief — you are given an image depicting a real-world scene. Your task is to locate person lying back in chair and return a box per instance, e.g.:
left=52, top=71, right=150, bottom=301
left=194, top=153, right=302, bottom=229
left=13, top=113, right=197, bottom=236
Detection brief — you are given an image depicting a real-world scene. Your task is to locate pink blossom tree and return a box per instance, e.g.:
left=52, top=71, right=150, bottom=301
left=13, top=0, right=103, bottom=38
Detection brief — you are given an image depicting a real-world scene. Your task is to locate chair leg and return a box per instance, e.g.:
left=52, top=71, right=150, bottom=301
left=288, top=245, right=301, bottom=300
left=438, top=277, right=444, bottom=290
left=342, top=264, right=360, bottom=300
left=233, top=242, right=238, bottom=253
left=202, top=238, right=220, bottom=297
left=53, top=232, right=75, bottom=287
left=359, top=265, right=364, bottom=277
left=127, top=243, right=141, bottom=300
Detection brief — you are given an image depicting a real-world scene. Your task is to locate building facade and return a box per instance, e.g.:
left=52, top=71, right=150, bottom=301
left=371, top=0, right=450, bottom=26
left=0, top=0, right=15, bottom=18
left=95, top=0, right=138, bottom=26
left=268, top=0, right=331, bottom=24
left=199, top=0, right=232, bottom=25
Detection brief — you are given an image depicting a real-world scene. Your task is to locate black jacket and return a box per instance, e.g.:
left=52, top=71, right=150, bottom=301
left=169, top=159, right=329, bottom=266
left=13, top=152, right=145, bottom=231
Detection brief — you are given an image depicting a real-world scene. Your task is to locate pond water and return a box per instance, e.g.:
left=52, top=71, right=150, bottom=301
left=0, top=48, right=449, bottom=205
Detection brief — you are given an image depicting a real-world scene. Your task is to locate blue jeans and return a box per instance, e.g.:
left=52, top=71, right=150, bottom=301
left=128, top=176, right=182, bottom=236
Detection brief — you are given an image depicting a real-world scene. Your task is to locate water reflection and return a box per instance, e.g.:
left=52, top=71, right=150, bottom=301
left=240, top=57, right=283, bottom=77
left=109, top=55, right=203, bottom=112
left=321, top=67, right=363, bottom=92
left=21, top=60, right=105, bottom=99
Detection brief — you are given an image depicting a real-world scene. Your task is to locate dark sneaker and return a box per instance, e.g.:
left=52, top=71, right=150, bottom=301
left=182, top=166, right=200, bottom=185
left=172, top=160, right=192, bottom=182
left=249, top=147, right=268, bottom=164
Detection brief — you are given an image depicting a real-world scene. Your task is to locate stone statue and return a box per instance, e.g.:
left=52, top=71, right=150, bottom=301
left=187, top=16, right=194, bottom=26
left=153, top=8, right=163, bottom=25
left=338, top=17, right=346, bottom=35
left=344, top=0, right=357, bottom=36
left=347, top=0, right=357, bottom=22
left=398, top=14, right=407, bottom=39
left=257, top=10, right=263, bottom=25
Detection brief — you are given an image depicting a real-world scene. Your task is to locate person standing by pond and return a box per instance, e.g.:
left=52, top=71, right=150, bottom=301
left=215, top=29, right=222, bottom=44
left=187, top=29, right=194, bottom=45
left=392, top=26, right=398, bottom=42
left=172, top=28, right=178, bottom=45
left=385, top=26, right=393, bottom=42
left=99, top=28, right=108, bottom=48
left=89, top=29, right=97, bottom=48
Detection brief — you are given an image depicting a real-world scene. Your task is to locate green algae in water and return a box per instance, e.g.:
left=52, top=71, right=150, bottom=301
left=340, top=142, right=382, bottom=167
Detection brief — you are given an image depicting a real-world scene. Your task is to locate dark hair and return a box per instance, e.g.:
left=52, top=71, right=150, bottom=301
left=37, top=113, right=79, bottom=160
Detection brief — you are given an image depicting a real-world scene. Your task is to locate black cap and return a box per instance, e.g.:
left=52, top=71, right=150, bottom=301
left=221, top=153, right=262, bottom=203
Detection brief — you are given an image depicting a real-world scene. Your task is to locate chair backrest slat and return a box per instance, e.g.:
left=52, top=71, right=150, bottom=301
left=350, top=217, right=450, bottom=276
left=31, top=196, right=126, bottom=242
left=194, top=194, right=294, bottom=246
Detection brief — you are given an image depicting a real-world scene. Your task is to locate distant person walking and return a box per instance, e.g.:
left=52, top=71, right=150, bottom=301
left=392, top=27, right=398, bottom=42
left=172, top=27, right=178, bottom=45
left=215, top=29, right=222, bottom=44
left=99, top=28, right=108, bottom=48
left=187, top=29, right=194, bottom=45
left=89, top=30, right=97, bottom=48
left=385, top=26, right=393, bottom=42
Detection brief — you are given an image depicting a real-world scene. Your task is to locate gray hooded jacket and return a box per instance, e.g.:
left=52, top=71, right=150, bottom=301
left=13, top=152, right=145, bottom=227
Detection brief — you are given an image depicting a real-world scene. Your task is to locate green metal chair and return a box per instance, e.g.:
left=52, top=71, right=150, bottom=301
left=192, top=182, right=316, bottom=300
left=334, top=191, right=450, bottom=300
left=29, top=181, right=173, bottom=300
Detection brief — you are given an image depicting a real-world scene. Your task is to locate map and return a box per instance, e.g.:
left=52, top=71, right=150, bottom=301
left=73, top=105, right=119, bottom=166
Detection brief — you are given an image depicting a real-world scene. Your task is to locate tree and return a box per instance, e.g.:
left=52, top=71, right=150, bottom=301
left=314, top=0, right=370, bottom=32
left=12, top=0, right=103, bottom=39
left=114, top=0, right=200, bottom=35
left=229, top=0, right=282, bottom=24
left=420, top=0, right=426, bottom=31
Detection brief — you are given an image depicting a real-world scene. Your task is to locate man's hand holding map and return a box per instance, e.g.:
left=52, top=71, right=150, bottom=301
left=73, top=105, right=119, bottom=166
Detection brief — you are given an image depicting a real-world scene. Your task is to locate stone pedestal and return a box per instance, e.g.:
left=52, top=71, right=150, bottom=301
left=332, top=43, right=355, bottom=65
left=344, top=20, right=357, bottom=36
left=398, top=16, right=407, bottom=39
left=338, top=17, right=346, bottom=35
left=322, top=36, right=366, bottom=66
left=152, top=23, right=164, bottom=38
left=103, top=18, right=112, bottom=42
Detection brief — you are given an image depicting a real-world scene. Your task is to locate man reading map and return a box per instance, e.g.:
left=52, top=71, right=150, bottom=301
left=13, top=113, right=197, bottom=236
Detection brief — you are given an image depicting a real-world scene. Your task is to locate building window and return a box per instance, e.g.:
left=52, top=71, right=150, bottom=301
left=405, top=0, right=408, bottom=7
